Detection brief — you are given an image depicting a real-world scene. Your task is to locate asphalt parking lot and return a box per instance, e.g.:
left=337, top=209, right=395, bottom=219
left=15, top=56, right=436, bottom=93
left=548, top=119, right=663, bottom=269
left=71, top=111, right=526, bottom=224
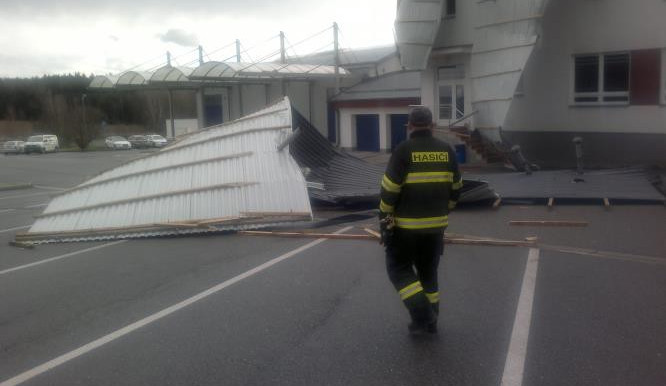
left=0, top=151, right=665, bottom=386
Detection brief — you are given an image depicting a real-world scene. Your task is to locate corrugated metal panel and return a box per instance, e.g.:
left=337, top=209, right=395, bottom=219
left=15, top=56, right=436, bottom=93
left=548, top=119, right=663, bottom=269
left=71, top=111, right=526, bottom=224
left=465, top=168, right=664, bottom=202
left=22, top=97, right=312, bottom=243
left=89, top=75, right=119, bottom=89
left=290, top=108, right=496, bottom=204
left=189, top=62, right=348, bottom=80
left=150, top=66, right=194, bottom=83
left=395, top=0, right=444, bottom=70
left=471, top=0, right=551, bottom=137
left=117, top=71, right=151, bottom=86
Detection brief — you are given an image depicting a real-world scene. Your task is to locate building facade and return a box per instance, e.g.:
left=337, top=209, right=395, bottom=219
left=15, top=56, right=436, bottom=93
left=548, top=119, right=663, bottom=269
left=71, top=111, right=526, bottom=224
left=397, top=0, right=666, bottom=167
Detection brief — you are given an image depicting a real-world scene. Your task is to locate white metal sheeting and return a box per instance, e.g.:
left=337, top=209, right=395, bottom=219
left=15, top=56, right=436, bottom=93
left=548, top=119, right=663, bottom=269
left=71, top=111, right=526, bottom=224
left=471, top=0, right=551, bottom=135
left=189, top=61, right=348, bottom=80
left=23, top=97, right=312, bottom=242
left=395, top=0, right=444, bottom=70
left=88, top=62, right=347, bottom=90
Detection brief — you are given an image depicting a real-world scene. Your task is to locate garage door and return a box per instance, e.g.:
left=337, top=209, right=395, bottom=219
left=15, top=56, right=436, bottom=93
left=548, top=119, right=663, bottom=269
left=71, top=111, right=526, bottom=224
left=355, top=114, right=380, bottom=152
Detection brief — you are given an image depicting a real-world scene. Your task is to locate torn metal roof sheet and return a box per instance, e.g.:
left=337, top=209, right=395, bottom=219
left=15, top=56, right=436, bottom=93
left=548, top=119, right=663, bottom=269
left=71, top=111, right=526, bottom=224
left=465, top=168, right=665, bottom=203
left=18, top=97, right=312, bottom=244
left=290, top=109, right=497, bottom=205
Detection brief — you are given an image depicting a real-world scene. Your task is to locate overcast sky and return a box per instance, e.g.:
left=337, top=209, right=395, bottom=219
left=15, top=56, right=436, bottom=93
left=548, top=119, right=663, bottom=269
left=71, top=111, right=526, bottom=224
left=0, top=0, right=397, bottom=78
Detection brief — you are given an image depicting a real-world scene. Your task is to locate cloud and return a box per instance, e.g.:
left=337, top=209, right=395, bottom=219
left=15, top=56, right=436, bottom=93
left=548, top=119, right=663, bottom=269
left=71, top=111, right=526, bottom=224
left=157, top=29, right=199, bottom=47
left=108, top=35, right=119, bottom=42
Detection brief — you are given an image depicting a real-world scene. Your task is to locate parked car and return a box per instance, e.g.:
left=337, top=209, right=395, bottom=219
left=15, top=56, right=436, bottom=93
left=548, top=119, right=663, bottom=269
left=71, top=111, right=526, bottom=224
left=2, top=140, right=25, bottom=155
left=105, top=136, right=132, bottom=150
left=24, top=135, right=59, bottom=154
left=128, top=135, right=149, bottom=149
left=146, top=134, right=168, bottom=148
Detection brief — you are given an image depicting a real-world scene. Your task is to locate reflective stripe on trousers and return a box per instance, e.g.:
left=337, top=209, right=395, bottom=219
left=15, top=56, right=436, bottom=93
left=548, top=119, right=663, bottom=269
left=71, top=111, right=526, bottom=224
left=399, top=281, right=424, bottom=300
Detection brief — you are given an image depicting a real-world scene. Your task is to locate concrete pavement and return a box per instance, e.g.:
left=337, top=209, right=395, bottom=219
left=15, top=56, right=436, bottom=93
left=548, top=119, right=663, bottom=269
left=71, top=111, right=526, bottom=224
left=0, top=151, right=664, bottom=386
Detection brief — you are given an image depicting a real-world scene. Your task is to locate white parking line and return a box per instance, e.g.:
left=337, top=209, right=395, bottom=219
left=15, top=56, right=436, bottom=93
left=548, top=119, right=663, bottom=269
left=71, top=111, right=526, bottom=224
left=0, top=225, right=31, bottom=234
left=0, top=226, right=353, bottom=386
left=501, top=248, right=540, bottom=386
left=0, top=241, right=127, bottom=276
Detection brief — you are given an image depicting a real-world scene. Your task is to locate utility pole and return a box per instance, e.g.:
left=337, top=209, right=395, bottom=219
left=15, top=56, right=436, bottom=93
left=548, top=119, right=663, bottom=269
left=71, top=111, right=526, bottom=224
left=167, top=51, right=172, bottom=67
left=198, top=45, right=204, bottom=65
left=280, top=31, right=286, bottom=64
left=333, top=22, right=340, bottom=94
left=235, top=39, right=241, bottom=63
left=280, top=31, right=286, bottom=96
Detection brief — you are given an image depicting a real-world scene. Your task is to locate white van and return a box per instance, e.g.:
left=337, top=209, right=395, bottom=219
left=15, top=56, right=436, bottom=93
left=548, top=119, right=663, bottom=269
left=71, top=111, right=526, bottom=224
left=24, top=135, right=59, bottom=154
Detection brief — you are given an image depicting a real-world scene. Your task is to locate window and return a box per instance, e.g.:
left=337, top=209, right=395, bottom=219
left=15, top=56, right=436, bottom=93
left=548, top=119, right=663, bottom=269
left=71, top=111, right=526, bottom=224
left=573, top=53, right=630, bottom=104
left=437, top=65, right=465, bottom=121
left=445, top=0, right=456, bottom=17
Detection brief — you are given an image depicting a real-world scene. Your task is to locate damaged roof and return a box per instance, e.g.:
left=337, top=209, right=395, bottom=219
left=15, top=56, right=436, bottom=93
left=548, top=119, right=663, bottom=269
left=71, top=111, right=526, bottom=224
left=18, top=98, right=312, bottom=244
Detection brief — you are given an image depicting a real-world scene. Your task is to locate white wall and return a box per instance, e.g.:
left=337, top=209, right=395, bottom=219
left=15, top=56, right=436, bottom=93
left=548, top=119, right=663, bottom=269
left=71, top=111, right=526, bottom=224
left=166, top=119, right=199, bottom=138
left=339, top=106, right=411, bottom=151
left=422, top=53, right=473, bottom=125
left=505, top=0, right=666, bottom=134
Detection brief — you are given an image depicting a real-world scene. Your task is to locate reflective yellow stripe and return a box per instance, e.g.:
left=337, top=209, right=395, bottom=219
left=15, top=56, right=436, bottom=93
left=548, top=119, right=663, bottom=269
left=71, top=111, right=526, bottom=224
left=381, top=174, right=402, bottom=193
left=425, top=292, right=439, bottom=304
left=448, top=201, right=457, bottom=210
left=379, top=200, right=394, bottom=213
left=405, top=171, right=454, bottom=184
left=452, top=179, right=463, bottom=190
left=399, top=281, right=424, bottom=300
left=395, top=216, right=449, bottom=229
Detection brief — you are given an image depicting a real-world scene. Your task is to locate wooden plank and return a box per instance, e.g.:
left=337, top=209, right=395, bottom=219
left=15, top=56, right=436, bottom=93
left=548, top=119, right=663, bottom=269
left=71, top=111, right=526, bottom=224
left=445, top=237, right=535, bottom=248
left=363, top=228, right=381, bottom=239
left=240, top=211, right=312, bottom=217
left=493, top=197, right=502, bottom=208
left=153, top=222, right=200, bottom=228
left=239, top=230, right=534, bottom=248
left=239, top=230, right=375, bottom=241
left=509, top=220, right=588, bottom=227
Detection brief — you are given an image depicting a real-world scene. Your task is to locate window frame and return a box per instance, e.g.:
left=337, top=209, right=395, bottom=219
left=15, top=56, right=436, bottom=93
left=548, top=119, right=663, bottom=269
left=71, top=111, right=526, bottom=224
left=444, top=0, right=456, bottom=18
left=662, top=48, right=666, bottom=105
left=571, top=52, right=631, bottom=106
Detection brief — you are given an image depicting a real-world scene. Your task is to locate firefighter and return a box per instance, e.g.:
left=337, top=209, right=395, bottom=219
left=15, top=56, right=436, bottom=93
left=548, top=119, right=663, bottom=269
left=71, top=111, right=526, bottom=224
left=379, top=106, right=462, bottom=334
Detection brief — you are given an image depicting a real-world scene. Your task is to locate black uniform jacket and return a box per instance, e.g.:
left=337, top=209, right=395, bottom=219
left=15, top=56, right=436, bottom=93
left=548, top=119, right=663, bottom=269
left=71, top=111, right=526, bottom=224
left=379, top=129, right=462, bottom=233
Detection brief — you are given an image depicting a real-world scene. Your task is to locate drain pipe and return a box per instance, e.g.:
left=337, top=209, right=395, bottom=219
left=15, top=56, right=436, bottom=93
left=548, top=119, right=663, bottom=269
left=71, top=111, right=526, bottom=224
left=573, top=136, right=584, bottom=175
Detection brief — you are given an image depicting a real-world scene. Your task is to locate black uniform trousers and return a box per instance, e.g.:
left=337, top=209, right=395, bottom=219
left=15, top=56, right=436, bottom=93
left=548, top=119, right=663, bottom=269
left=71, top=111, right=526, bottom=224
left=385, top=229, right=444, bottom=324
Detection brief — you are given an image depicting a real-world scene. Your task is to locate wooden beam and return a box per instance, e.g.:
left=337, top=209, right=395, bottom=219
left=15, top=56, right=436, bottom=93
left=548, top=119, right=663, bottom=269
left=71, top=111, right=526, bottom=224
left=238, top=230, right=375, bottom=241
left=239, top=229, right=535, bottom=248
left=363, top=228, right=381, bottom=239
left=509, top=220, right=588, bottom=227
left=445, top=237, right=535, bottom=248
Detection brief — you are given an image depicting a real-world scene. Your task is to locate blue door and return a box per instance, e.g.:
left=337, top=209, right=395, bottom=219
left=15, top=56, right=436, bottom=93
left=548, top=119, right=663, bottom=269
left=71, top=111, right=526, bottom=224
left=390, top=114, right=408, bottom=151
left=355, top=114, right=380, bottom=152
left=204, top=95, right=223, bottom=126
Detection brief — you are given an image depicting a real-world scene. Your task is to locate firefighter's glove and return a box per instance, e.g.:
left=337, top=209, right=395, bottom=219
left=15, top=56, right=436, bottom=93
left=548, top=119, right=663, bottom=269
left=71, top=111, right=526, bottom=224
left=379, top=215, right=395, bottom=246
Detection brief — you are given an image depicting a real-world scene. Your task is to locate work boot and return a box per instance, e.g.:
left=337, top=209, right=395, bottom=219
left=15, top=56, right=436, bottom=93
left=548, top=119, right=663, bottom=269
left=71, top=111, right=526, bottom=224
left=406, top=295, right=437, bottom=335
left=408, top=320, right=438, bottom=335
